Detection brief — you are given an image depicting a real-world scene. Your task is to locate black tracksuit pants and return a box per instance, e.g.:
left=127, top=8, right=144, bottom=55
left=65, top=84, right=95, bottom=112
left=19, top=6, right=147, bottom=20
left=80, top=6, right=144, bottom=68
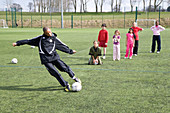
left=44, top=59, right=75, bottom=87
left=133, top=40, right=139, bottom=55
left=151, top=35, right=161, bottom=52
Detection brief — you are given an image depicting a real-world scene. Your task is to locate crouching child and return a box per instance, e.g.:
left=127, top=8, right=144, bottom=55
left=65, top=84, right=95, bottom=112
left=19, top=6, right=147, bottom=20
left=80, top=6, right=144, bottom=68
left=88, top=41, right=102, bottom=65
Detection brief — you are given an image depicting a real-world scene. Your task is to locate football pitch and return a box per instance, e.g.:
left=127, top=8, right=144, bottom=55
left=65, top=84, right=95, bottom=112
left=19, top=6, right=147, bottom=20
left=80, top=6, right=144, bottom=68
left=0, top=28, right=169, bottom=113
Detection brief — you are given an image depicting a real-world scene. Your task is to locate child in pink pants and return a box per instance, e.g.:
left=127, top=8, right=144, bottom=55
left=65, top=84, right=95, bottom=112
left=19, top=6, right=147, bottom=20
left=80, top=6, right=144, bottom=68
left=125, top=28, right=135, bottom=59
left=113, top=30, right=121, bottom=61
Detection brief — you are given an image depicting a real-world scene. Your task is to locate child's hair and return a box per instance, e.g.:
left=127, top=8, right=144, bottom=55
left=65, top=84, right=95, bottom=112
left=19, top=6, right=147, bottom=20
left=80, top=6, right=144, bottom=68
left=128, top=28, right=136, bottom=39
left=114, top=30, right=120, bottom=35
left=93, top=40, right=98, bottom=44
left=101, top=23, right=107, bottom=27
left=128, top=28, right=133, bottom=33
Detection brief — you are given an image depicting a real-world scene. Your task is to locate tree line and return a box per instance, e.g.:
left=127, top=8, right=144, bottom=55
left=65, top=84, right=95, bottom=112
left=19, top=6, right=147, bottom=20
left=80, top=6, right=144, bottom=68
left=5, top=0, right=169, bottom=13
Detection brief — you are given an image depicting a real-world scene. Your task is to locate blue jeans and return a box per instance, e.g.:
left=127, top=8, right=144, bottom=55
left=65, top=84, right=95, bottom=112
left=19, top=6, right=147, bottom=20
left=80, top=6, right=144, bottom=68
left=151, top=35, right=161, bottom=52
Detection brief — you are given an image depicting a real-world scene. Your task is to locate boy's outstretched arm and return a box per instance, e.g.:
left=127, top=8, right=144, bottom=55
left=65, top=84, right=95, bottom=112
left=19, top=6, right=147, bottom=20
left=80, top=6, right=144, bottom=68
left=12, top=36, right=40, bottom=47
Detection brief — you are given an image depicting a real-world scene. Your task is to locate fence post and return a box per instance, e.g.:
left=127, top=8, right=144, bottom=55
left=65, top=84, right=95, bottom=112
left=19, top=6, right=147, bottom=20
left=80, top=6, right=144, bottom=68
left=11, top=8, right=13, bottom=28
left=15, top=8, right=16, bottom=27
left=102, top=15, right=103, bottom=23
left=124, top=7, right=126, bottom=29
left=21, top=8, right=23, bottom=28
left=71, top=15, right=73, bottom=28
left=6, top=8, right=8, bottom=26
left=81, top=15, right=82, bottom=28
left=113, top=14, right=114, bottom=28
left=51, top=14, right=52, bottom=28
left=159, top=6, right=161, bottom=24
left=31, top=15, right=32, bottom=28
left=41, top=13, right=42, bottom=28
left=135, top=6, right=138, bottom=22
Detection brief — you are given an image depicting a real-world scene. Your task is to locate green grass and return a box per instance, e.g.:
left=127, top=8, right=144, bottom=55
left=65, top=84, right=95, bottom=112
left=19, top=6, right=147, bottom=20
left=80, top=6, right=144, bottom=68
left=0, top=28, right=170, bottom=113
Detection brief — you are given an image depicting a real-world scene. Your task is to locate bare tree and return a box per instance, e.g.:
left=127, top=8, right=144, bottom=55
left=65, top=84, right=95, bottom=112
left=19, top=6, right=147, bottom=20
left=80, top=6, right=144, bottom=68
left=33, top=0, right=36, bottom=12
left=72, top=0, right=77, bottom=13
left=115, top=0, right=122, bottom=12
left=41, top=0, right=43, bottom=12
left=80, top=0, right=89, bottom=12
left=28, top=2, right=33, bottom=12
left=148, top=0, right=151, bottom=12
left=94, top=0, right=99, bottom=13
left=100, top=0, right=105, bottom=12
left=10, top=3, right=22, bottom=11
left=115, top=0, right=117, bottom=12
left=118, top=0, right=122, bottom=12
left=111, top=0, right=114, bottom=12
left=80, top=0, right=83, bottom=13
left=130, top=0, right=137, bottom=12
left=154, top=0, right=163, bottom=12
left=4, top=0, right=13, bottom=11
left=143, top=0, right=145, bottom=12
left=36, top=0, right=41, bottom=12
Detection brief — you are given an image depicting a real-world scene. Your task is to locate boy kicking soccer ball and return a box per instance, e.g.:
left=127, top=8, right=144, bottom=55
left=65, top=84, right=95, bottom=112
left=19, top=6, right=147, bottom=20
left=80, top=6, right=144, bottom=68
left=88, top=41, right=102, bottom=65
left=98, top=23, right=109, bottom=59
left=12, top=27, right=81, bottom=92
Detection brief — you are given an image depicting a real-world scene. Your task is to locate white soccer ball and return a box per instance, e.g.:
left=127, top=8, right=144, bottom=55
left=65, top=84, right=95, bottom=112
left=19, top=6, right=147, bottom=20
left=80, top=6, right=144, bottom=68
left=72, top=82, right=82, bottom=92
left=94, top=61, right=98, bottom=65
left=31, top=46, right=35, bottom=48
left=11, top=58, right=18, bottom=64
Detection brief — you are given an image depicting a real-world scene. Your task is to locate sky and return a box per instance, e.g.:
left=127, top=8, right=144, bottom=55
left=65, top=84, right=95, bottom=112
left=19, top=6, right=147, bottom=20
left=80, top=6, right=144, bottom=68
left=0, top=0, right=169, bottom=12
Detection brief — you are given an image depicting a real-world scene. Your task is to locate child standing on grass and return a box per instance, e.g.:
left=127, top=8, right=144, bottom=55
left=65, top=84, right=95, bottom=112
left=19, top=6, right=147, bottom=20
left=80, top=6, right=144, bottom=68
left=113, top=30, right=121, bottom=61
left=98, top=23, right=109, bottom=59
left=150, top=20, right=165, bottom=54
left=125, top=28, right=135, bottom=59
left=88, top=41, right=102, bottom=65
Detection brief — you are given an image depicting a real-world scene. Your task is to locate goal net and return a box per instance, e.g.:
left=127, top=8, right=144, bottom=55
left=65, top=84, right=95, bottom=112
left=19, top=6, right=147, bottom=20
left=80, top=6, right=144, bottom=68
left=0, top=19, right=8, bottom=28
left=136, top=19, right=156, bottom=28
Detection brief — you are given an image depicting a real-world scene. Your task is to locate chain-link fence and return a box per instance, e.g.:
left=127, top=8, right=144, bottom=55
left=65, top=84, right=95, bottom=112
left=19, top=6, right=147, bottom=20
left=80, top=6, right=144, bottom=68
left=1, top=8, right=170, bottom=28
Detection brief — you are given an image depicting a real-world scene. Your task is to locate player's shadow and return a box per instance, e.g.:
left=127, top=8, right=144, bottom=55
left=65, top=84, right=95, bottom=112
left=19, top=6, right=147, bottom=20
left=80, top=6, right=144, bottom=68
left=0, top=85, right=63, bottom=91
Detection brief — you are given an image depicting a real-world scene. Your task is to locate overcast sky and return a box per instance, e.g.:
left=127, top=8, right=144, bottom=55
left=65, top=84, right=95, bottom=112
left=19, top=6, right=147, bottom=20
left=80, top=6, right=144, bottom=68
left=0, top=0, right=169, bottom=12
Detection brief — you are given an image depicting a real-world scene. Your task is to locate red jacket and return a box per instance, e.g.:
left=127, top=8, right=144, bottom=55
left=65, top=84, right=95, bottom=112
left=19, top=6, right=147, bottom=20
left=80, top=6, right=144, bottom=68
left=98, top=29, right=109, bottom=43
left=131, top=27, right=143, bottom=40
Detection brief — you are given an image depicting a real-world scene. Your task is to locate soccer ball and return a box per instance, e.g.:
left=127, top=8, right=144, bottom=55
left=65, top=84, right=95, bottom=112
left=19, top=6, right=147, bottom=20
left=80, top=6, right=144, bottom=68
left=11, top=58, right=18, bottom=64
left=72, top=82, right=82, bottom=92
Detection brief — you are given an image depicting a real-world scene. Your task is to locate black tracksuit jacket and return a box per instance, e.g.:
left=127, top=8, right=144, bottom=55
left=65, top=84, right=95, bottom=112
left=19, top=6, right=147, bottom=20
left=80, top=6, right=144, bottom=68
left=16, top=33, right=74, bottom=64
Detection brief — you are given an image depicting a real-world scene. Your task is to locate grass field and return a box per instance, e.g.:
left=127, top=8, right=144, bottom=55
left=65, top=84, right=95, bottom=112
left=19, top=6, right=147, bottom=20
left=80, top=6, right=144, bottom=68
left=0, top=28, right=170, bottom=113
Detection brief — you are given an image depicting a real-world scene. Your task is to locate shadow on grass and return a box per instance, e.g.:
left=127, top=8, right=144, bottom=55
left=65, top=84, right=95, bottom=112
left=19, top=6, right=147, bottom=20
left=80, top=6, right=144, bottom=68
left=0, top=85, right=63, bottom=91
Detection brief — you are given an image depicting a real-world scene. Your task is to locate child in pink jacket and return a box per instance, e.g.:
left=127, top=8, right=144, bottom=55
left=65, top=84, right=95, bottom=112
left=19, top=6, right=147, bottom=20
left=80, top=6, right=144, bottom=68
left=125, top=28, right=135, bottom=59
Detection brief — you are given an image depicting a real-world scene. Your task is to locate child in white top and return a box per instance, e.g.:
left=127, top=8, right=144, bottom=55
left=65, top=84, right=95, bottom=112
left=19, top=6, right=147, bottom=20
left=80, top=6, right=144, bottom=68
left=113, top=30, right=121, bottom=61
left=150, top=20, right=165, bottom=53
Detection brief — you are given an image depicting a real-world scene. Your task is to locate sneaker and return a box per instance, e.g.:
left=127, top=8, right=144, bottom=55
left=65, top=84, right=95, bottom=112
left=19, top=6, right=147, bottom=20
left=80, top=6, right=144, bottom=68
left=74, top=78, right=81, bottom=84
left=124, top=57, right=128, bottom=59
left=103, top=56, right=106, bottom=59
left=157, top=51, right=160, bottom=54
left=65, top=83, right=71, bottom=92
left=129, top=57, right=132, bottom=59
left=133, top=54, right=137, bottom=56
left=150, top=51, right=153, bottom=53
